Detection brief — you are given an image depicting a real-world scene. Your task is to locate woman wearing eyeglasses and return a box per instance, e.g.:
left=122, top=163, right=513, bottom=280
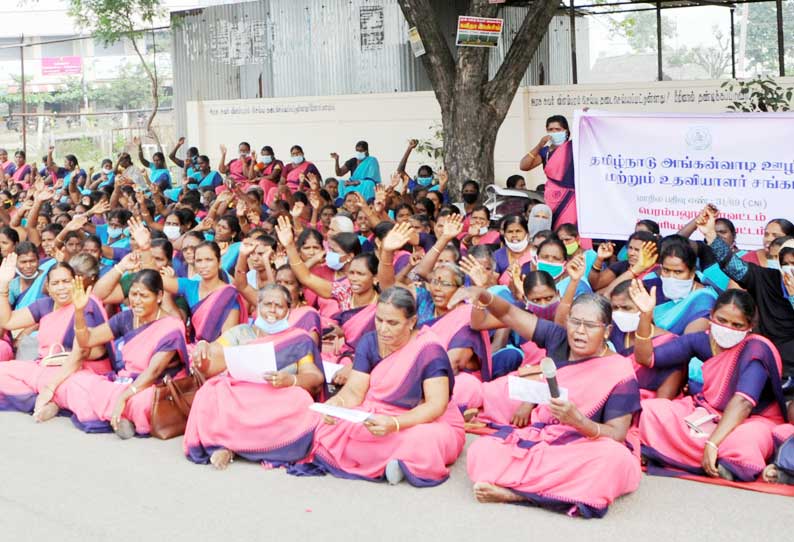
left=636, top=288, right=788, bottom=483
left=458, top=288, right=641, bottom=518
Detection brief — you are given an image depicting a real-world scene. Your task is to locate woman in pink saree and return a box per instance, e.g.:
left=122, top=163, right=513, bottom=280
left=53, top=270, right=188, bottom=438
left=161, top=241, right=246, bottom=344
left=519, top=115, right=576, bottom=229
left=184, top=284, right=325, bottom=469
left=637, top=289, right=788, bottom=482
left=461, top=289, right=642, bottom=518
left=291, top=287, right=465, bottom=486
left=0, top=258, right=109, bottom=419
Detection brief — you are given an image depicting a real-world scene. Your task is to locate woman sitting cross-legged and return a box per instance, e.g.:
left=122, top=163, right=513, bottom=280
left=290, top=286, right=465, bottom=487
left=458, top=288, right=642, bottom=518
left=184, top=284, right=326, bottom=470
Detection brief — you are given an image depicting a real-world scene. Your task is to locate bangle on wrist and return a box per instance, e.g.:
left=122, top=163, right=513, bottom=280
left=634, top=324, right=655, bottom=341
left=391, top=416, right=401, bottom=432
left=705, top=440, right=718, bottom=451
left=588, top=420, right=601, bottom=440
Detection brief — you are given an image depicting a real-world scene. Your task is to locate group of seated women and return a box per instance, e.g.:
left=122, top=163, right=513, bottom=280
left=1, top=143, right=793, bottom=519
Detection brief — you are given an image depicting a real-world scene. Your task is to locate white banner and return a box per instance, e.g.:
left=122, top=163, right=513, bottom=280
left=573, top=110, right=794, bottom=249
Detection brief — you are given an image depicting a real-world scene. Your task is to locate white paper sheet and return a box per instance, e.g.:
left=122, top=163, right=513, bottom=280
left=322, top=361, right=345, bottom=383
left=309, top=403, right=372, bottom=423
left=224, top=342, right=277, bottom=383
left=507, top=376, right=568, bottom=404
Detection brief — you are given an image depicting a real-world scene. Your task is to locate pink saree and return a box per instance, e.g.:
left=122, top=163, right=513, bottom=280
left=640, top=335, right=787, bottom=482
left=190, top=285, right=246, bottom=343
left=423, top=304, right=493, bottom=410
left=54, top=315, right=188, bottom=434
left=184, top=327, right=323, bottom=465
left=295, top=330, right=465, bottom=486
left=288, top=306, right=322, bottom=339
left=0, top=297, right=110, bottom=413
left=541, top=140, right=577, bottom=229
left=321, top=303, right=377, bottom=364
left=466, top=353, right=642, bottom=518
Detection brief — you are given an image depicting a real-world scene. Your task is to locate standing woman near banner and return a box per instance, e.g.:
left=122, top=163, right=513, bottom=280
left=519, top=115, right=575, bottom=229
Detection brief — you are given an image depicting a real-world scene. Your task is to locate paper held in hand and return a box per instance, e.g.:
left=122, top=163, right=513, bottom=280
left=224, top=342, right=278, bottom=383
left=309, top=403, right=372, bottom=423
left=322, top=361, right=345, bottom=383
left=508, top=376, right=568, bottom=404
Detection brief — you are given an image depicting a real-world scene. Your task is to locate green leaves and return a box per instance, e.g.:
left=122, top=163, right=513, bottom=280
left=721, top=77, right=794, bottom=112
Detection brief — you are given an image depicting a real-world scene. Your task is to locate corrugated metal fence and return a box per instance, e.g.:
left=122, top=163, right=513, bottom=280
left=172, top=0, right=573, bottom=135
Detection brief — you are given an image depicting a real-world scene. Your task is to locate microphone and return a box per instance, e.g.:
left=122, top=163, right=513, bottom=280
left=540, top=357, right=560, bottom=399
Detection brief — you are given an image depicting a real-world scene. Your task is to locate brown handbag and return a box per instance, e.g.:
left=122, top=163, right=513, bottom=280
left=150, top=370, right=206, bottom=440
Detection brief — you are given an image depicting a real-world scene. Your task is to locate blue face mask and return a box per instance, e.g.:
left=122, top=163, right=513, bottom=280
left=767, top=259, right=781, bottom=270
left=537, top=260, right=565, bottom=279
left=355, top=151, right=367, bottom=161
left=262, top=155, right=273, bottom=164
left=291, top=155, right=305, bottom=165
left=549, top=131, right=568, bottom=145
left=326, top=251, right=345, bottom=271
left=107, top=227, right=123, bottom=239
left=254, top=315, right=290, bottom=335
left=416, top=176, right=433, bottom=187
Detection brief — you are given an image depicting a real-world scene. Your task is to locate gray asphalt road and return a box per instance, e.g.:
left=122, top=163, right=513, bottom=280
left=1, top=412, right=792, bottom=542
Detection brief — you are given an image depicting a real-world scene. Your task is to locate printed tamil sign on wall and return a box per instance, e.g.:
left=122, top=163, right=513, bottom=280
left=573, top=110, right=794, bottom=249
left=456, top=16, right=502, bottom=48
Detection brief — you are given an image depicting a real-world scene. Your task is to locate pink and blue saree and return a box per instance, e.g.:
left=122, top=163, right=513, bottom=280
left=466, top=352, right=642, bottom=518
left=540, top=141, right=576, bottom=230
left=184, top=326, right=324, bottom=465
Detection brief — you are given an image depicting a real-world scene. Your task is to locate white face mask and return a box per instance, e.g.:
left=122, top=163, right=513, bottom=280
left=781, top=264, right=794, bottom=277
left=661, top=276, right=694, bottom=301
left=505, top=236, right=529, bottom=253
left=478, top=226, right=488, bottom=236
left=163, top=225, right=181, bottom=240
left=710, top=321, right=748, bottom=349
left=767, top=259, right=781, bottom=270
left=612, top=310, right=641, bottom=333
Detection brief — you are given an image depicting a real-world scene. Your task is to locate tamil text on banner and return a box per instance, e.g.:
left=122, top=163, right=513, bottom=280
left=41, top=56, right=83, bottom=76
left=456, top=16, right=503, bottom=48
left=572, top=110, right=794, bottom=249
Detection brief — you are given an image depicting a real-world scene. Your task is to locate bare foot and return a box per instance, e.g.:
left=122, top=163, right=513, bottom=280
left=762, top=464, right=779, bottom=484
left=463, top=408, right=479, bottom=422
left=473, top=482, right=525, bottom=504
left=33, top=402, right=58, bottom=423
left=210, top=448, right=234, bottom=470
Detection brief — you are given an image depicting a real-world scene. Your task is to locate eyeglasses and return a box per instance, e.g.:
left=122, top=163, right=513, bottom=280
left=567, top=317, right=606, bottom=331
left=429, top=278, right=457, bottom=288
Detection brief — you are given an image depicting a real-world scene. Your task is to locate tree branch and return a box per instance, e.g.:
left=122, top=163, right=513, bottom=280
left=397, top=0, right=456, bottom=112
left=484, top=0, right=562, bottom=116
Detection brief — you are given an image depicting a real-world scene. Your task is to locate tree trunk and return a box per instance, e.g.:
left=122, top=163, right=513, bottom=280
left=398, top=0, right=561, bottom=201
left=129, top=35, right=162, bottom=152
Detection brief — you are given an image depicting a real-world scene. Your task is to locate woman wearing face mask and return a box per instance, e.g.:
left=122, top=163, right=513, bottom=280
left=527, top=203, right=553, bottom=239
left=49, top=270, right=188, bottom=438
left=290, top=286, right=464, bottom=487
left=461, top=206, right=500, bottom=248
left=332, top=140, right=381, bottom=202
left=134, top=137, right=172, bottom=190
left=280, top=145, right=322, bottom=194
left=520, top=237, right=592, bottom=301
left=161, top=209, right=193, bottom=244
left=218, top=142, right=254, bottom=184
left=96, top=209, right=132, bottom=262
left=0, top=259, right=110, bottom=420
left=173, top=231, right=205, bottom=279
left=589, top=231, right=659, bottom=295
left=697, top=207, right=794, bottom=392
left=556, top=223, right=596, bottom=274
left=252, top=145, right=283, bottom=192
left=608, top=280, right=678, bottom=399
left=211, top=215, right=243, bottom=274
left=519, top=115, right=576, bottom=230
left=462, top=290, right=642, bottom=516
left=185, top=284, right=326, bottom=470
left=645, top=237, right=717, bottom=335
left=637, top=289, right=789, bottom=483
left=295, top=228, right=330, bottom=312
left=740, top=218, right=794, bottom=268
left=494, top=215, right=533, bottom=285
left=88, top=159, right=115, bottom=190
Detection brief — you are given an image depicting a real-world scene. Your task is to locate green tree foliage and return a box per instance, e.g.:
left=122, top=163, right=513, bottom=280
left=743, top=0, right=794, bottom=75
left=721, top=77, right=793, bottom=112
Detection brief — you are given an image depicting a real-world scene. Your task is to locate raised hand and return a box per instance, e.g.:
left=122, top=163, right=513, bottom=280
left=236, top=199, right=247, bottom=218
left=194, top=217, right=214, bottom=232
left=538, top=134, right=552, bottom=147
left=64, top=214, right=88, bottom=233
left=239, top=238, right=256, bottom=259
left=509, top=260, right=525, bottom=299
left=389, top=171, right=401, bottom=190
left=177, top=136, right=186, bottom=145
left=308, top=191, right=321, bottom=210
left=290, top=201, right=305, bottom=219
left=71, top=275, right=91, bottom=311
left=440, top=213, right=464, bottom=241
left=330, top=152, right=339, bottom=161
left=460, top=254, right=489, bottom=287
left=628, top=278, right=657, bottom=314
left=597, top=241, right=614, bottom=261
left=90, top=200, right=111, bottom=215
left=447, top=286, right=485, bottom=310
left=408, top=139, right=418, bottom=149
left=128, top=216, right=151, bottom=251
left=307, top=172, right=320, bottom=191
left=567, top=253, right=586, bottom=281
left=438, top=169, right=448, bottom=190
left=118, top=251, right=141, bottom=274
left=275, top=215, right=295, bottom=248
left=133, top=136, right=141, bottom=146
left=631, top=241, right=658, bottom=275
left=382, top=222, right=414, bottom=252
left=695, top=204, right=718, bottom=241
left=219, top=144, right=227, bottom=155
left=35, top=187, right=54, bottom=203
left=0, top=253, right=17, bottom=284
